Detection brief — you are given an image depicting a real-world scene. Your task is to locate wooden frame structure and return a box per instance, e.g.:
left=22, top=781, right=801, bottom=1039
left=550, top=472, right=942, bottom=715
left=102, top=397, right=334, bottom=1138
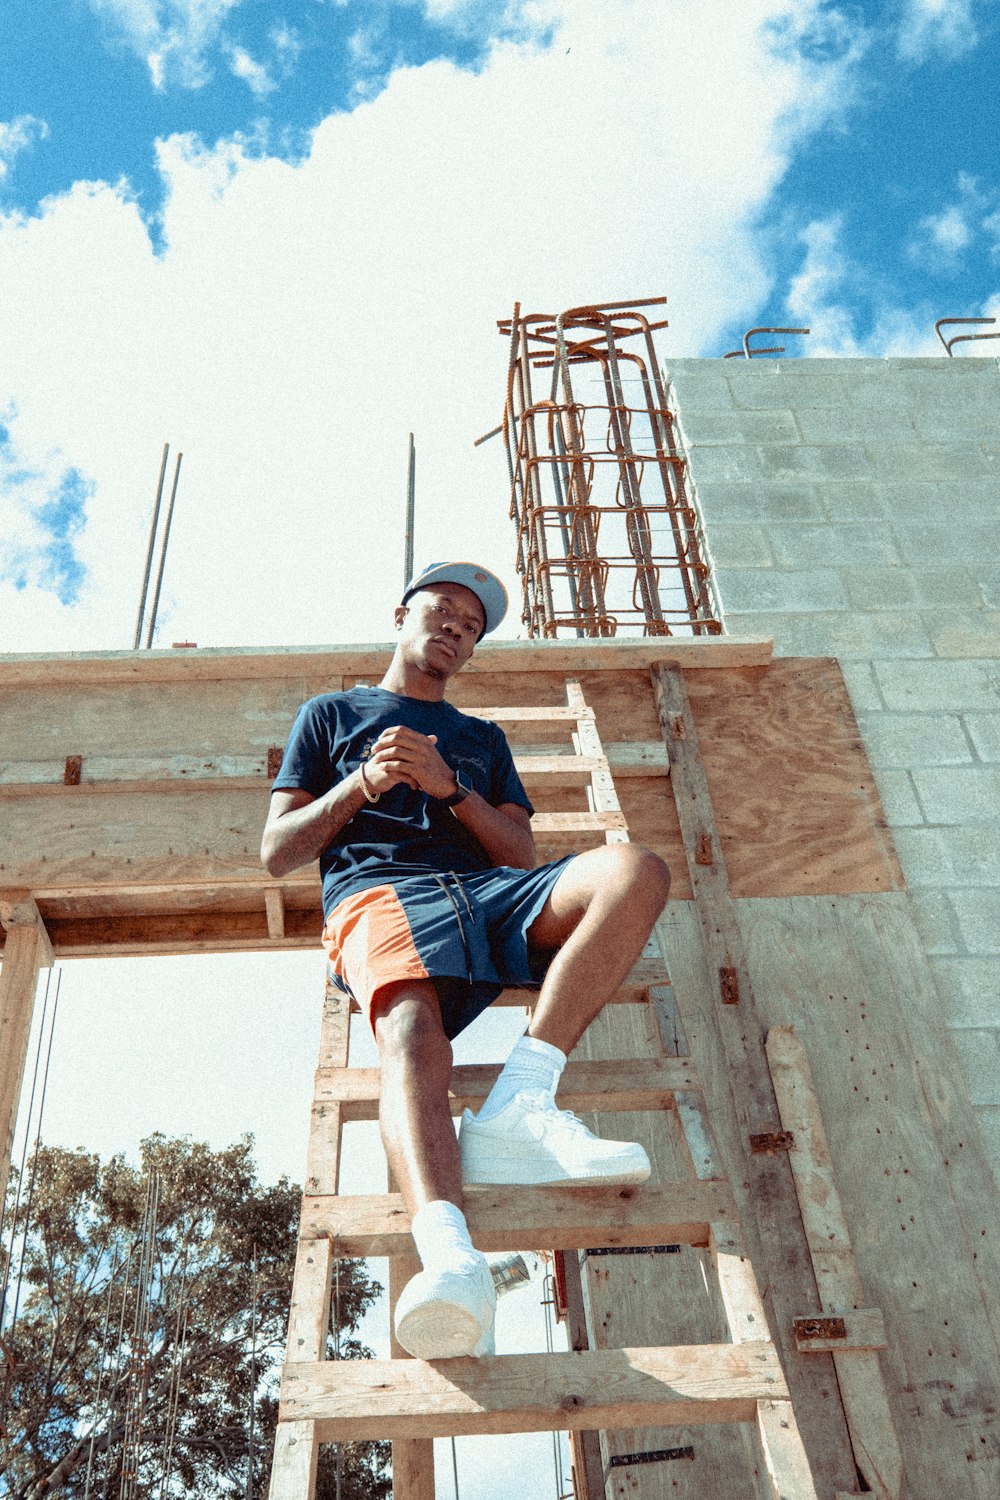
left=2, top=637, right=998, bottom=1500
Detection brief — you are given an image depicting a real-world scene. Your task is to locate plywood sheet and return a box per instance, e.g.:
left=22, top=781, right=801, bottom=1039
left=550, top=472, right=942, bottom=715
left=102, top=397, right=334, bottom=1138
left=685, top=658, right=903, bottom=898
left=661, top=894, right=1000, bottom=1500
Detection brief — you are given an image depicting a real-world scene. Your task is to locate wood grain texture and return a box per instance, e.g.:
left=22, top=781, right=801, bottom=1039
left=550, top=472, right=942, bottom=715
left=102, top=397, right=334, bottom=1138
left=0, top=920, right=49, bottom=1194
left=265, top=1420, right=317, bottom=1500
left=313, top=1056, right=702, bottom=1118
left=665, top=894, right=1000, bottom=1500
left=299, top=1181, right=736, bottom=1255
left=278, top=1344, right=789, bottom=1440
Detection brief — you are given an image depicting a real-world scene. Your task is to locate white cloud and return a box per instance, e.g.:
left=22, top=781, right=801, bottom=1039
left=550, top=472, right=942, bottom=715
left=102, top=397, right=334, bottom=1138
left=89, top=0, right=243, bottom=89
left=896, top=0, right=979, bottom=63
left=225, top=41, right=276, bottom=95
left=0, top=115, right=49, bottom=181
left=0, top=1, right=868, bottom=652
left=906, top=172, right=1000, bottom=271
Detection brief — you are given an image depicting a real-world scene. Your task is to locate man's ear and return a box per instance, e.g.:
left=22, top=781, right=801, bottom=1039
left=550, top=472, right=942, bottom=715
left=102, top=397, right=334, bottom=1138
left=393, top=604, right=408, bottom=631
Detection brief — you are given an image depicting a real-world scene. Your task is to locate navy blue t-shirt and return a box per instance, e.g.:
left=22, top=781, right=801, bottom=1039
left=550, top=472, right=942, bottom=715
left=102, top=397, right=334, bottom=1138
left=271, top=686, right=533, bottom=916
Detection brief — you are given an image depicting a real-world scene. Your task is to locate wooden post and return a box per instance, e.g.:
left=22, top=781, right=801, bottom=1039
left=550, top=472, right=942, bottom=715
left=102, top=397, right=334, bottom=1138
left=0, top=892, right=53, bottom=1194
left=650, top=664, right=861, bottom=1496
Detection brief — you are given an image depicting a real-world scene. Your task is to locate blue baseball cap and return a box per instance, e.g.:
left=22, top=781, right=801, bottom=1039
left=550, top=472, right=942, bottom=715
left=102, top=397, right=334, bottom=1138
left=402, top=562, right=508, bottom=638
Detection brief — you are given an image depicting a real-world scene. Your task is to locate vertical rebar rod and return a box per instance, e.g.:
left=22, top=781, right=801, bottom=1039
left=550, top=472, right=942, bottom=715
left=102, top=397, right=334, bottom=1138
left=144, top=452, right=182, bottom=649
left=403, top=434, right=416, bottom=590
left=84, top=1251, right=122, bottom=1500
left=134, top=444, right=169, bottom=649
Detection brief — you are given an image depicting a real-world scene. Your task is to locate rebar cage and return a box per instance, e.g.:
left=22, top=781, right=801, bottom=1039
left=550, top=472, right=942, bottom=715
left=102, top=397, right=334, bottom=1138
left=499, top=298, right=721, bottom=638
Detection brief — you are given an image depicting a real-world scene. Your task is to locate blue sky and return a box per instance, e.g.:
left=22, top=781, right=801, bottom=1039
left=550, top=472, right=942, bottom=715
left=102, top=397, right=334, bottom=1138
left=3, top=9, right=998, bottom=1487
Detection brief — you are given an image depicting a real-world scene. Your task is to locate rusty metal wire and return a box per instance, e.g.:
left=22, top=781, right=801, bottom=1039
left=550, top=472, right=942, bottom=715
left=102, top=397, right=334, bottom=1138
left=497, top=299, right=721, bottom=639
left=722, top=326, right=810, bottom=359
left=935, top=316, right=1000, bottom=356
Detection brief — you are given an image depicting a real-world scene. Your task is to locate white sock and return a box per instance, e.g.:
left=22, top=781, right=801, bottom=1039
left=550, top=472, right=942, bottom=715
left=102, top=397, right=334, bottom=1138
left=411, top=1199, right=479, bottom=1270
left=477, top=1034, right=567, bottom=1121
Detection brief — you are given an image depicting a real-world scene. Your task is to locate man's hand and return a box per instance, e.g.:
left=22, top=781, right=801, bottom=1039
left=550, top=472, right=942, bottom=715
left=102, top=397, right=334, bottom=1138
left=365, top=726, right=457, bottom=799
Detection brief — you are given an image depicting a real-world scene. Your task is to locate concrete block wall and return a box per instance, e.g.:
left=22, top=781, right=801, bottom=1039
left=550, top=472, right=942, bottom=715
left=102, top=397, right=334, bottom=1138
left=667, top=356, right=1000, bottom=1177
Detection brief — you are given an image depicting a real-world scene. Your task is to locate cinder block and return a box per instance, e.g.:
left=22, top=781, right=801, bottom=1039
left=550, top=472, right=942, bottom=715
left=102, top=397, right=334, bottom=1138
left=731, top=377, right=851, bottom=410
left=868, top=443, right=993, bottom=481
left=872, top=659, right=998, bottom=711
left=912, top=410, right=1000, bottom=442
left=873, top=768, right=924, bottom=825
left=949, top=1028, right=1000, bottom=1106
left=665, top=371, right=736, bottom=410
left=893, top=521, right=1000, bottom=566
left=695, top=480, right=827, bottom=522
left=755, top=443, right=874, bottom=481
left=908, top=890, right=961, bottom=953
left=950, top=892, right=1000, bottom=956
left=902, top=369, right=1000, bottom=404
left=770, top=524, right=900, bottom=568
left=678, top=409, right=799, bottom=445
left=843, top=568, right=916, bottom=610
left=977, top=568, right=1000, bottom=608
left=702, top=523, right=774, bottom=568
left=891, top=827, right=1000, bottom=887
left=933, top=959, right=1000, bottom=1026
left=966, top=714, right=1000, bottom=762
left=795, top=408, right=919, bottom=444
left=759, top=610, right=934, bottom=659
left=926, top=610, right=1000, bottom=660
left=911, top=767, right=1000, bottom=823
left=857, top=712, right=972, bottom=768
left=838, top=661, right=885, bottom=711
left=715, top=568, right=847, bottom=614
left=818, top=482, right=889, bottom=521
left=872, top=479, right=997, bottom=519
left=687, top=445, right=766, bottom=483
left=910, top=568, right=982, bottom=607
left=846, top=378, right=920, bottom=409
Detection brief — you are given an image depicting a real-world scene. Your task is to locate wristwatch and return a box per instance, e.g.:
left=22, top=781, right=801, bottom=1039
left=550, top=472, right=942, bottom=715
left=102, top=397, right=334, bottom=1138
left=439, top=770, right=472, bottom=808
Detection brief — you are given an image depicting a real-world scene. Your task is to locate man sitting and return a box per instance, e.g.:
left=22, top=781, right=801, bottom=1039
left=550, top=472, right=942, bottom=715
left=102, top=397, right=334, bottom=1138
left=261, top=562, right=671, bottom=1359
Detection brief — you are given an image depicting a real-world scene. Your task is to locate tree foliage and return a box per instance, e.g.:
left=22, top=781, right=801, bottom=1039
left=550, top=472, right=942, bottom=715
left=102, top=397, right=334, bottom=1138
left=0, top=1134, right=389, bottom=1499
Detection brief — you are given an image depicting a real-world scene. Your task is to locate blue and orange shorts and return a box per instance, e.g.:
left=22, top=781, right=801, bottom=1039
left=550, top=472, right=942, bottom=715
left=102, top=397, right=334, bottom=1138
left=321, top=858, right=576, bottom=1040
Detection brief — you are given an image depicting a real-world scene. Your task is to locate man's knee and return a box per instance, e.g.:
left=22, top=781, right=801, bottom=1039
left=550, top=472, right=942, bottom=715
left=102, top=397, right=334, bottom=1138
left=601, top=843, right=671, bottom=910
left=373, top=981, right=449, bottom=1064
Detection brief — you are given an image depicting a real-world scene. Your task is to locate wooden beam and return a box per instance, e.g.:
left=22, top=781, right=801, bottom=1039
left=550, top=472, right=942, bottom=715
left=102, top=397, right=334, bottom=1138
left=266, top=1420, right=318, bottom=1500
left=0, top=635, right=774, bottom=689
left=313, top=1056, right=702, bottom=1118
left=279, top=1343, right=789, bottom=1441
left=0, top=894, right=53, bottom=1193
left=299, top=1181, right=737, bottom=1256
left=264, top=888, right=286, bottom=940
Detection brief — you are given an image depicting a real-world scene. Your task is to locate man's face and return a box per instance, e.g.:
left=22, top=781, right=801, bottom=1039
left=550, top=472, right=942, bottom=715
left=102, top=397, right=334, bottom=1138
left=394, top=582, right=486, bottom=679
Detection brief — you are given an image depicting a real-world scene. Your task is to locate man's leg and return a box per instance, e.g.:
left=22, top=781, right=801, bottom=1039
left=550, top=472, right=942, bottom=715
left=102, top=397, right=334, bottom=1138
left=373, top=980, right=496, bottom=1358
left=460, top=845, right=670, bottom=1186
left=373, top=980, right=462, bottom=1213
left=527, top=843, right=671, bottom=1054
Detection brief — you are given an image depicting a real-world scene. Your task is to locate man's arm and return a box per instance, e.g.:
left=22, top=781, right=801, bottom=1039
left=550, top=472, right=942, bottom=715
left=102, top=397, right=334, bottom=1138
left=450, top=796, right=535, bottom=870
left=260, top=779, right=365, bottom=878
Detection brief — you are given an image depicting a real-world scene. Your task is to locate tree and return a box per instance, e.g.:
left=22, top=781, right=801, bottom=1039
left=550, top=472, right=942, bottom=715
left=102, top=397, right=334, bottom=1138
left=0, top=1134, right=389, bottom=1500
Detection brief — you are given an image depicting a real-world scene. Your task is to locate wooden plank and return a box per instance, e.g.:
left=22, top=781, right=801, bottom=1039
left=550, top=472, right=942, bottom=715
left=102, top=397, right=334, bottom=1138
left=266, top=1420, right=318, bottom=1500
left=651, top=664, right=861, bottom=1496
left=792, top=1309, right=887, bottom=1353
left=755, top=1401, right=821, bottom=1500
left=300, top=1181, right=736, bottom=1255
left=279, top=1343, right=789, bottom=1440
left=313, top=1057, right=702, bottom=1118
left=765, top=1025, right=904, bottom=1500
left=530, top=811, right=628, bottom=833
left=0, top=636, right=774, bottom=689
left=0, top=916, right=50, bottom=1194
left=387, top=1248, right=437, bottom=1500
left=684, top=658, right=902, bottom=899
left=265, top=888, right=286, bottom=940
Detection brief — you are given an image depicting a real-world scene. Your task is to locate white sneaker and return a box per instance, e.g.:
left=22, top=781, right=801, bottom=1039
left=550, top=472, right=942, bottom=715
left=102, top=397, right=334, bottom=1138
left=460, top=1089, right=651, bottom=1186
left=393, top=1255, right=496, bottom=1360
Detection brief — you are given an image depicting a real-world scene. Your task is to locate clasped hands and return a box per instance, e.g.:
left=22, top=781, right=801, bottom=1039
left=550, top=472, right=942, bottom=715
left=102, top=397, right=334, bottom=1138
left=362, top=725, right=459, bottom=801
